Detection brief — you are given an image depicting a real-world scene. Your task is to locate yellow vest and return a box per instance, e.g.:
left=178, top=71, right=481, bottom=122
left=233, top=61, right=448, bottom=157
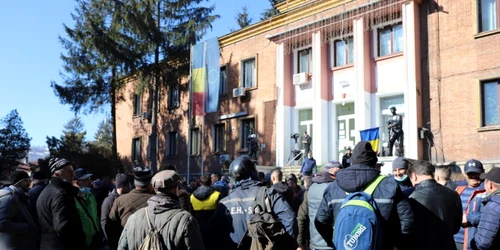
left=190, top=190, right=221, bottom=211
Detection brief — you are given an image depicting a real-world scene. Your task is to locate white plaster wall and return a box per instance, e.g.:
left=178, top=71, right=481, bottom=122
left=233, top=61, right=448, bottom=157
left=332, top=67, right=356, bottom=100
left=375, top=57, right=405, bottom=94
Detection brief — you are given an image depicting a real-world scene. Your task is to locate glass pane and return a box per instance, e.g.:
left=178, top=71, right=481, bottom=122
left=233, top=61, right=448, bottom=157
left=246, top=59, right=255, bottom=88
left=335, top=40, right=346, bottom=67
left=480, top=0, right=497, bottom=32
left=336, top=102, right=355, bottom=116
left=393, top=24, right=403, bottom=53
left=347, top=38, right=354, bottom=64
left=220, top=67, right=227, bottom=95
left=379, top=28, right=391, bottom=56
left=483, top=82, right=499, bottom=125
left=380, top=95, right=405, bottom=156
left=299, top=49, right=310, bottom=73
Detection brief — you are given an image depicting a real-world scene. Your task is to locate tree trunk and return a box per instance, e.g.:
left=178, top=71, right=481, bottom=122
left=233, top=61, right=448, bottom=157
left=111, top=68, right=120, bottom=174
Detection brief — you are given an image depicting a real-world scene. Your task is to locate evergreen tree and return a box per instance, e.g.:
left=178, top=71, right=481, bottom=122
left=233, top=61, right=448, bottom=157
left=236, top=6, right=252, bottom=29
left=61, top=117, right=86, bottom=155
left=0, top=110, right=31, bottom=174
left=91, top=116, right=113, bottom=157
left=260, top=0, right=282, bottom=21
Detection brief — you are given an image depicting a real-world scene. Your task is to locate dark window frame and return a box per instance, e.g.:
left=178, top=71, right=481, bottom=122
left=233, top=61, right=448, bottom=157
left=297, top=47, right=313, bottom=73
left=240, top=118, right=256, bottom=150
left=220, top=65, right=227, bottom=96
left=213, top=123, right=225, bottom=153
left=333, top=37, right=354, bottom=67
left=167, top=131, right=178, bottom=157
left=377, top=23, right=403, bottom=57
left=131, top=137, right=141, bottom=162
left=480, top=79, right=500, bottom=127
left=133, top=94, right=142, bottom=116
left=478, top=0, right=500, bottom=33
left=190, top=128, right=200, bottom=155
left=168, top=83, right=179, bottom=110
left=241, top=57, right=257, bottom=89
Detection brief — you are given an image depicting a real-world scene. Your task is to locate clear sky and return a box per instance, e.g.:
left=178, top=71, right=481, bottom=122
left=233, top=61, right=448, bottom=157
left=0, top=0, right=269, bottom=147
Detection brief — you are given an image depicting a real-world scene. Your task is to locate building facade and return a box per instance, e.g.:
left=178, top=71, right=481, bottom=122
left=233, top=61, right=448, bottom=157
left=425, top=0, right=500, bottom=167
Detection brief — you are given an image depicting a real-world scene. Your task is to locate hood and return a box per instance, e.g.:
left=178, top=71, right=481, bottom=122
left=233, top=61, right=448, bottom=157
left=312, top=172, right=334, bottom=184
left=148, top=193, right=181, bottom=214
left=235, top=179, right=261, bottom=190
left=193, top=185, right=215, bottom=200
left=335, top=164, right=381, bottom=192
left=108, top=189, right=120, bottom=197
left=271, top=182, right=289, bottom=193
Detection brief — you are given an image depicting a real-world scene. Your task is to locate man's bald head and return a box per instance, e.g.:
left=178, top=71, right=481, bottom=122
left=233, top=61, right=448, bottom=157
left=271, top=169, right=283, bottom=184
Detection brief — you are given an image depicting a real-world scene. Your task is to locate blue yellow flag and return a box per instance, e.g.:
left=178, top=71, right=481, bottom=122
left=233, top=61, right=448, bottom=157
left=360, top=127, right=380, bottom=153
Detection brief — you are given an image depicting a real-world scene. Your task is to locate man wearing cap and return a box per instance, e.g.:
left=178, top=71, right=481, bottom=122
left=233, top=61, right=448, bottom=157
left=0, top=171, right=38, bottom=250
left=297, top=161, right=340, bottom=250
left=315, top=141, right=413, bottom=249
left=73, top=168, right=100, bottom=249
left=108, top=167, right=154, bottom=250
left=101, top=173, right=131, bottom=249
left=118, top=170, right=204, bottom=250
left=392, top=156, right=414, bottom=196
left=36, top=157, right=85, bottom=250
left=454, top=159, right=487, bottom=250
left=472, top=168, right=500, bottom=249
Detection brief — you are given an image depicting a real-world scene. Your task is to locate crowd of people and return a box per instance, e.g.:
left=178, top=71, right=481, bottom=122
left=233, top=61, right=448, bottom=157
left=0, top=140, right=500, bottom=250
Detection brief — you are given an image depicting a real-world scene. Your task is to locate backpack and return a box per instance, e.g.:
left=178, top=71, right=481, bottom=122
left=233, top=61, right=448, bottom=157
left=245, top=186, right=287, bottom=250
left=138, top=208, right=179, bottom=250
left=333, top=175, right=386, bottom=250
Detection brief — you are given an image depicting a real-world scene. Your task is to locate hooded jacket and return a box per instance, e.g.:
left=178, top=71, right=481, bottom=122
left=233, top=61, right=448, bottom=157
left=315, top=164, right=414, bottom=250
left=408, top=179, right=462, bottom=250
left=118, top=193, right=204, bottom=250
left=472, top=190, right=500, bottom=250
left=37, top=177, right=85, bottom=250
left=0, top=185, right=38, bottom=250
left=300, top=157, right=317, bottom=176
left=206, top=179, right=297, bottom=250
left=270, top=181, right=294, bottom=207
left=297, top=172, right=334, bottom=249
left=190, top=185, right=220, bottom=232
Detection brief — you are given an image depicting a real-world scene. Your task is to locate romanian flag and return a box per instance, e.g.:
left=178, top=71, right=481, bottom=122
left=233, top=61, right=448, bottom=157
left=191, top=42, right=206, bottom=116
left=360, top=127, right=380, bottom=153
left=191, top=38, right=220, bottom=116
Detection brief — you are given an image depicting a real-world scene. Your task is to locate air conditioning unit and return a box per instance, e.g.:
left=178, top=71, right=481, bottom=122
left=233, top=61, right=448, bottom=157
left=232, top=87, right=246, bottom=98
left=293, top=72, right=308, bottom=86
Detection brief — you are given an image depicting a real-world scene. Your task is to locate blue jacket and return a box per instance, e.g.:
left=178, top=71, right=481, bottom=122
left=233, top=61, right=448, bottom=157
left=472, top=191, right=500, bottom=250
left=206, top=179, right=297, bottom=250
left=300, top=157, right=317, bottom=176
left=314, top=164, right=414, bottom=250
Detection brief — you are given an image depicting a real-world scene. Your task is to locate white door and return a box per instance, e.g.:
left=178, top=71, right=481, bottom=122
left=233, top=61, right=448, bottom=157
left=299, top=120, right=313, bottom=152
left=337, top=114, right=356, bottom=160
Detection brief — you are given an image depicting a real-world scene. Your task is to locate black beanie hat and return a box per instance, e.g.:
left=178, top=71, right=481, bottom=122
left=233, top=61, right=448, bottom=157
left=10, top=171, right=30, bottom=185
left=351, top=141, right=378, bottom=166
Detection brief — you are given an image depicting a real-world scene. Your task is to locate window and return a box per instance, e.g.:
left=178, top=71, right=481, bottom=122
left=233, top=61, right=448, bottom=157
left=241, top=118, right=255, bottom=149
left=481, top=79, right=500, bottom=126
left=168, top=84, right=179, bottom=109
left=133, top=94, right=142, bottom=116
left=131, top=138, right=141, bottom=162
left=214, top=123, right=225, bottom=152
left=298, top=48, right=313, bottom=73
left=478, top=0, right=499, bottom=32
left=220, top=66, right=227, bottom=95
left=191, top=128, right=200, bottom=155
left=334, top=38, right=354, bottom=67
left=166, top=131, right=178, bottom=157
left=378, top=23, right=403, bottom=57
left=242, top=57, right=256, bottom=88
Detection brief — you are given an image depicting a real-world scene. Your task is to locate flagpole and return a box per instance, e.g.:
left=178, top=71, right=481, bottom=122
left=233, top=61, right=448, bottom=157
left=187, top=44, right=193, bottom=182
left=200, top=41, right=207, bottom=177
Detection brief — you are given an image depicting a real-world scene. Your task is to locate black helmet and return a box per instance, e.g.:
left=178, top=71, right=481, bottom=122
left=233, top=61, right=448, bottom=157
left=229, top=155, right=258, bottom=181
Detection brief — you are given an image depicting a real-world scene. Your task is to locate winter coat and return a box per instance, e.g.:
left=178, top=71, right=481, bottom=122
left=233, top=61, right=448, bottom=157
left=190, top=185, right=220, bottom=232
left=27, top=181, right=46, bottom=223
left=101, top=189, right=119, bottom=240
left=107, top=189, right=153, bottom=250
left=206, top=179, right=297, bottom=250
left=118, top=193, right=205, bottom=250
left=341, top=153, right=352, bottom=168
left=213, top=181, right=230, bottom=198
left=314, top=164, right=414, bottom=250
left=297, top=173, right=333, bottom=249
left=37, top=178, right=85, bottom=250
left=471, top=190, right=500, bottom=250
left=0, top=185, right=38, bottom=250
left=395, top=176, right=415, bottom=197
left=270, top=181, right=294, bottom=207
left=455, top=184, right=487, bottom=250
left=300, top=157, right=317, bottom=176
left=75, top=190, right=99, bottom=247
left=178, top=186, right=192, bottom=214
left=408, top=179, right=462, bottom=250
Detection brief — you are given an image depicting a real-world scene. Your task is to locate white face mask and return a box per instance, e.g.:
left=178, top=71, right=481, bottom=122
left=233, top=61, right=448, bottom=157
left=308, top=156, right=312, bottom=159
left=394, top=174, right=408, bottom=182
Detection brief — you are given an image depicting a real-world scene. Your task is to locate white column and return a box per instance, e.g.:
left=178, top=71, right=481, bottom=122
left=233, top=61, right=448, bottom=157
left=354, top=17, right=372, bottom=132
left=403, top=1, right=421, bottom=159
left=275, top=43, right=292, bottom=167
left=311, top=32, right=329, bottom=166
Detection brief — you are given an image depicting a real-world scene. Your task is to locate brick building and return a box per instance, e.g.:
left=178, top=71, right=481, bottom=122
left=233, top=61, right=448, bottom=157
left=116, top=0, right=448, bottom=177
left=424, top=0, right=500, bottom=167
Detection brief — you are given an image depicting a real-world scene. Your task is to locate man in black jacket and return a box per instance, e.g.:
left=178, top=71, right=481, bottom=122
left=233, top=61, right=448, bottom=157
left=407, top=159, right=462, bottom=250
left=315, top=141, right=414, bottom=250
left=36, top=157, right=85, bottom=250
left=269, top=168, right=293, bottom=207
left=100, top=173, right=130, bottom=249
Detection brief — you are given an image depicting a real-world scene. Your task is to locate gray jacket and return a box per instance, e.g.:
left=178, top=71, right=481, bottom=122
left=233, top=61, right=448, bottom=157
left=118, top=193, right=204, bottom=250
left=308, top=182, right=333, bottom=250
left=0, top=185, right=38, bottom=250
